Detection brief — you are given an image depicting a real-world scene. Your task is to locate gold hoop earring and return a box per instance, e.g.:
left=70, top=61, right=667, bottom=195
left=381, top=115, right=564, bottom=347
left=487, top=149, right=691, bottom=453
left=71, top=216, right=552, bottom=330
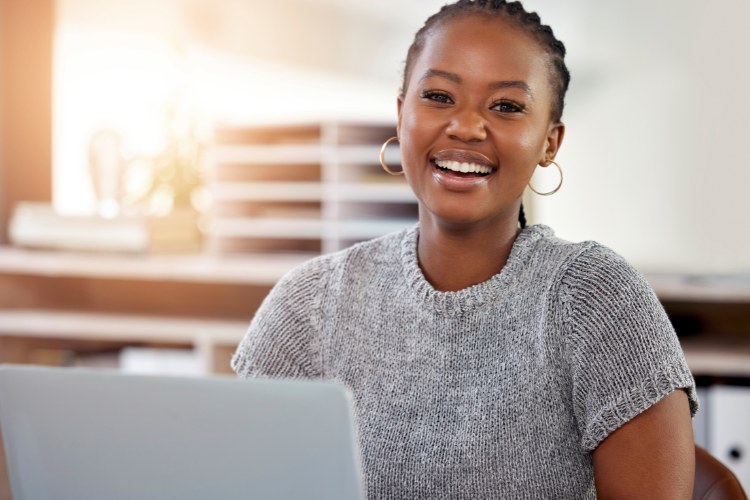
left=528, top=160, right=563, bottom=196
left=380, top=136, right=404, bottom=176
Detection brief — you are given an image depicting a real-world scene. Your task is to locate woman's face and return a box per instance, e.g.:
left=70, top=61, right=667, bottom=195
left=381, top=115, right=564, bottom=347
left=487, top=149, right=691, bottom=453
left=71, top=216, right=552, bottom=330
left=398, top=14, right=564, bottom=227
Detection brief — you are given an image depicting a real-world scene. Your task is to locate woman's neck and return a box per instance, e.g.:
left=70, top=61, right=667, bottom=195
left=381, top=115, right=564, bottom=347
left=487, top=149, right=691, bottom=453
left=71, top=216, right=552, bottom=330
left=417, top=209, right=521, bottom=293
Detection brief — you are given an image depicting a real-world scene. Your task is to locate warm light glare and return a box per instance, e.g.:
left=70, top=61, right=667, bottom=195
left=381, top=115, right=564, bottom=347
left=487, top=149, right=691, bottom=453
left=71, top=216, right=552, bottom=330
left=54, top=30, right=185, bottom=214
left=53, top=22, right=396, bottom=216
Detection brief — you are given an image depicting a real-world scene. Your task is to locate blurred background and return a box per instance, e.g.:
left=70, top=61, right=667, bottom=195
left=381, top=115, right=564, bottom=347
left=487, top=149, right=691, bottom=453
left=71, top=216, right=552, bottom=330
left=0, top=0, right=749, bottom=494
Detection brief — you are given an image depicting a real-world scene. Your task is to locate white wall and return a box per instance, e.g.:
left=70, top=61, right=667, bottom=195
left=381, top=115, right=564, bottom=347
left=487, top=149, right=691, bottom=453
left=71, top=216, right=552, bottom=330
left=526, top=0, right=750, bottom=273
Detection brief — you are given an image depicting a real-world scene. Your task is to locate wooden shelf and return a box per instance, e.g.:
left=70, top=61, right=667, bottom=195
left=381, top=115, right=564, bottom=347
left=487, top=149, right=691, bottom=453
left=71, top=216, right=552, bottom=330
left=0, top=245, right=310, bottom=285
left=1, top=246, right=748, bottom=303
left=0, top=310, right=246, bottom=344
left=644, top=273, right=750, bottom=303
left=1, top=247, right=749, bottom=380
left=681, top=340, right=750, bottom=377
left=0, top=310, right=247, bottom=375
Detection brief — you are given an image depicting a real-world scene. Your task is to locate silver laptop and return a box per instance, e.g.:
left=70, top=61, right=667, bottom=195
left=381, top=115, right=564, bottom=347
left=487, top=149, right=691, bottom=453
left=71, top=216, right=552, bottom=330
left=0, top=365, right=364, bottom=500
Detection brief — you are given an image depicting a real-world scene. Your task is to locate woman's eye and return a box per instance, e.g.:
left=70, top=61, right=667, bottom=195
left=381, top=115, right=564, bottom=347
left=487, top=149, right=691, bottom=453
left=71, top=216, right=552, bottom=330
left=491, top=101, right=524, bottom=113
left=422, top=91, right=454, bottom=105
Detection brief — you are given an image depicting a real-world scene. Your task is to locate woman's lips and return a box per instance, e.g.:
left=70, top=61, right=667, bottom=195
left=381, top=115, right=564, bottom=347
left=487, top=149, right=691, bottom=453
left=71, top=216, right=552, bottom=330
left=433, top=149, right=496, bottom=169
left=430, top=150, right=497, bottom=191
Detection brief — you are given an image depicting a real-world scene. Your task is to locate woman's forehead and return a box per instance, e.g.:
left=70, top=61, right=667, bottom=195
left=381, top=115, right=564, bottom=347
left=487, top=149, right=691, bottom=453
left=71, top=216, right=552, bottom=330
left=412, top=14, right=549, bottom=91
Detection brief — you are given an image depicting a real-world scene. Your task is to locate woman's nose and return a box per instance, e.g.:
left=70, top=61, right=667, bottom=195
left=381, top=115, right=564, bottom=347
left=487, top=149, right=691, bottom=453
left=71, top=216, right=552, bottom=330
left=445, top=108, right=487, bottom=143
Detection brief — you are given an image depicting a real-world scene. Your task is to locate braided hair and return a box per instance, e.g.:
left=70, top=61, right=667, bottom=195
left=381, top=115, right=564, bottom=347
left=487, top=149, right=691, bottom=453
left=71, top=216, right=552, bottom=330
left=400, top=0, right=571, bottom=229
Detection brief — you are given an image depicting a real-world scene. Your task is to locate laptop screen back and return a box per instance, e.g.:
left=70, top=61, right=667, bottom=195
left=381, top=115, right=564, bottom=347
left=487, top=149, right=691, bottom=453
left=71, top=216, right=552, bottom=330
left=0, top=366, right=363, bottom=500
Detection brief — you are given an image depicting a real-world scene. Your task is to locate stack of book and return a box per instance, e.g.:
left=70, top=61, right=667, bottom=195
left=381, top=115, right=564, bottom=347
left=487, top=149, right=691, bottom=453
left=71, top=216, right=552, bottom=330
left=9, top=202, right=202, bottom=254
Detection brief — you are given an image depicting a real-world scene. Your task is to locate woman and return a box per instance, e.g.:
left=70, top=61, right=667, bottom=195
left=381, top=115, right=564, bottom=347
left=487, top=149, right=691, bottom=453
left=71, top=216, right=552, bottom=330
left=232, top=1, right=698, bottom=498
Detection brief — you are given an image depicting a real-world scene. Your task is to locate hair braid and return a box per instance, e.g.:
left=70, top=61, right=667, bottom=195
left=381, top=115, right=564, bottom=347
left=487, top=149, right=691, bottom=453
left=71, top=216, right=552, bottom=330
left=519, top=203, right=527, bottom=229
left=400, top=0, right=570, bottom=124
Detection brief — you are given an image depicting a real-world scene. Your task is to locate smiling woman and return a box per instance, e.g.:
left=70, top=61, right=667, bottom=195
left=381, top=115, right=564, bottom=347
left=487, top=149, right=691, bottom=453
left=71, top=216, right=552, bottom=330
left=231, top=1, right=698, bottom=499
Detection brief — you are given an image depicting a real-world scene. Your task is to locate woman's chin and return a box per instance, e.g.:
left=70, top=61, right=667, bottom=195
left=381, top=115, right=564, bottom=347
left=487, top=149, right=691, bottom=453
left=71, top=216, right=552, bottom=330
left=423, top=206, right=497, bottom=229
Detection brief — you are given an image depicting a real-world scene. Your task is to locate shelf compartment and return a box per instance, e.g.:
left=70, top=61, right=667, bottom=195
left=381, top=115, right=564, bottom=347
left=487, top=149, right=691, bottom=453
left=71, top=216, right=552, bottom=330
left=213, top=182, right=417, bottom=203
left=211, top=217, right=417, bottom=240
left=215, top=163, right=321, bottom=182
left=335, top=183, right=416, bottom=203
left=214, top=182, right=323, bottom=202
left=214, top=124, right=322, bottom=145
left=213, top=144, right=401, bottom=166
left=212, top=218, right=323, bottom=239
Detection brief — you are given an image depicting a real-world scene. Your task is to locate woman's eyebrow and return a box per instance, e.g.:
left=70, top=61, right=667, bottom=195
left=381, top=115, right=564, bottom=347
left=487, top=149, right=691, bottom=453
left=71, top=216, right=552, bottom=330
left=419, top=69, right=461, bottom=84
left=488, top=80, right=532, bottom=95
left=418, top=71, right=532, bottom=97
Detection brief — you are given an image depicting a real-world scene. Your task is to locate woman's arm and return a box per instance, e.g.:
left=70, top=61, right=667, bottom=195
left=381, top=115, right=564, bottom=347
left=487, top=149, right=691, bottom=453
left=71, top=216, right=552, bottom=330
left=593, top=389, right=695, bottom=500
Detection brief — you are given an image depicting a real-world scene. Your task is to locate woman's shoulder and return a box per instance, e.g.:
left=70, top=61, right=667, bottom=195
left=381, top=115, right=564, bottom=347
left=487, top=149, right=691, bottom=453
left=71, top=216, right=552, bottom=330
left=526, top=225, right=645, bottom=291
left=276, top=226, right=413, bottom=292
left=534, top=232, right=698, bottom=450
left=558, top=241, right=650, bottom=299
left=516, top=226, right=628, bottom=295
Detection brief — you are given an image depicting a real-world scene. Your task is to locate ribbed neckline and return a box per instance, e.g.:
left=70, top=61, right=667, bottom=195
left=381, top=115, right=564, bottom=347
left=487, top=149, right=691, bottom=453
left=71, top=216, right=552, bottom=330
left=399, top=223, right=554, bottom=317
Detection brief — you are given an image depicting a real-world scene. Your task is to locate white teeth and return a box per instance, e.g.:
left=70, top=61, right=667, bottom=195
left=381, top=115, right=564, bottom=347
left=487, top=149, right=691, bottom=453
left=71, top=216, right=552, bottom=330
left=435, top=160, right=493, bottom=175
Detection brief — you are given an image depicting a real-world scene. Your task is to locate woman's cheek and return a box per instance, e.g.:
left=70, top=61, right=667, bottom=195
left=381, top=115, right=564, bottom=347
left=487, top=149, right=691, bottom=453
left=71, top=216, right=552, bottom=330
left=399, top=135, right=417, bottom=179
left=499, top=130, right=544, bottom=179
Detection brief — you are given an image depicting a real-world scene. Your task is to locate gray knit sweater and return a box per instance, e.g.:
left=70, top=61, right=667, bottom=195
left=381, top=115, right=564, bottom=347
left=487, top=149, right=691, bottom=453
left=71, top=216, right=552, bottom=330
left=232, top=224, right=698, bottom=499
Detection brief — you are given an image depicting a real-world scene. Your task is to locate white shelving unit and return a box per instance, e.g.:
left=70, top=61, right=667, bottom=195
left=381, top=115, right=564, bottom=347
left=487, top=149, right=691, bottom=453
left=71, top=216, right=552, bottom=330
left=209, top=122, right=418, bottom=254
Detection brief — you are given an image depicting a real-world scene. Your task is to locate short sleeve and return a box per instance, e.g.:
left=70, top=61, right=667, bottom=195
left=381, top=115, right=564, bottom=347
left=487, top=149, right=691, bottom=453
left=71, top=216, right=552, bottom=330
left=559, top=244, right=699, bottom=452
left=231, top=257, right=327, bottom=380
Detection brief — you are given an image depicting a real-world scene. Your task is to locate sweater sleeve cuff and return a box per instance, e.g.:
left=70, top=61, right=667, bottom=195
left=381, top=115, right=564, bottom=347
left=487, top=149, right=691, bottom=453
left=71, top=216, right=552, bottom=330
left=580, top=364, right=699, bottom=452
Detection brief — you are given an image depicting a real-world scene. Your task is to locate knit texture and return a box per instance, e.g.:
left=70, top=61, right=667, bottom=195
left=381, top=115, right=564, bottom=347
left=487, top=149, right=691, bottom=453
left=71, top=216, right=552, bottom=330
left=232, top=224, right=698, bottom=500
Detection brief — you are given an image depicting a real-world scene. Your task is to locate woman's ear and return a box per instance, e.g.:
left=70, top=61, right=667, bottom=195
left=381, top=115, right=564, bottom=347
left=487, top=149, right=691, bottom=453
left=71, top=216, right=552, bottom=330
left=397, top=96, right=404, bottom=138
left=542, top=122, right=565, bottom=165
